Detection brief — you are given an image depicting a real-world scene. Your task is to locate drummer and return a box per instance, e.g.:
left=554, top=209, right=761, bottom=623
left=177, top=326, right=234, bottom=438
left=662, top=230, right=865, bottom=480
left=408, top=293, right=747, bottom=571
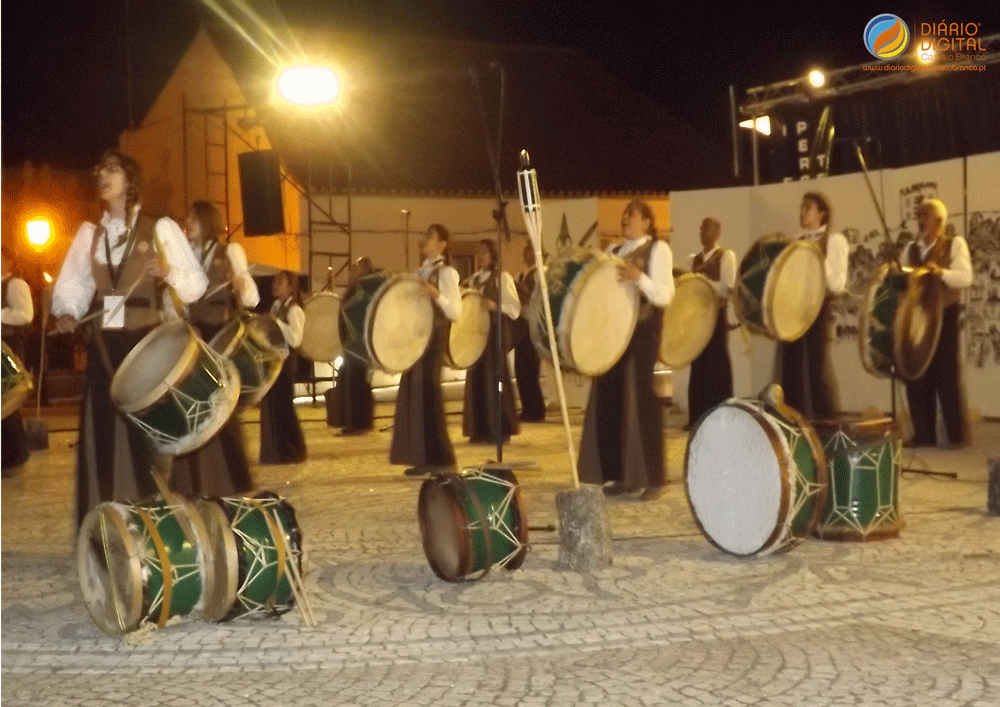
left=52, top=149, right=207, bottom=528
left=513, top=242, right=545, bottom=422
left=168, top=201, right=259, bottom=496
left=579, top=200, right=674, bottom=501
left=462, top=239, right=520, bottom=444
left=776, top=192, right=848, bottom=419
left=685, top=217, right=735, bottom=430
left=329, top=256, right=377, bottom=435
left=391, top=223, right=462, bottom=477
left=903, top=199, right=972, bottom=448
left=2, top=250, right=34, bottom=476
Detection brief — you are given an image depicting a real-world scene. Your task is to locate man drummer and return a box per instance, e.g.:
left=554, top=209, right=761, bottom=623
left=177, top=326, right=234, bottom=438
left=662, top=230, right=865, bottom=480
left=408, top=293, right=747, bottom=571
left=776, top=191, right=848, bottom=419
left=390, top=224, right=462, bottom=477
left=685, top=217, right=735, bottom=430
left=903, top=198, right=972, bottom=448
left=2, top=249, right=34, bottom=476
left=52, top=149, right=207, bottom=528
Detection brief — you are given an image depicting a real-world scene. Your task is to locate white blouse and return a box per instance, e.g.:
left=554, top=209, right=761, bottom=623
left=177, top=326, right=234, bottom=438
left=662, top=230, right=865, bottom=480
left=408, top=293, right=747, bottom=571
left=272, top=297, right=305, bottom=348
left=468, top=269, right=521, bottom=319
left=417, top=257, right=462, bottom=322
left=607, top=235, right=674, bottom=307
left=687, top=246, right=737, bottom=298
left=799, top=227, right=848, bottom=296
left=1, top=276, right=34, bottom=326
left=907, top=235, right=973, bottom=290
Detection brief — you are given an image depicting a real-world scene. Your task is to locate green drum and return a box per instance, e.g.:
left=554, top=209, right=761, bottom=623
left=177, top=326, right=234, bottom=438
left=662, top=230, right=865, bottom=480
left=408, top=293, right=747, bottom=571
left=77, top=495, right=213, bottom=636
left=527, top=249, right=638, bottom=376
left=111, top=321, right=239, bottom=455
left=1, top=341, right=33, bottom=419
left=812, top=417, right=902, bottom=541
left=418, top=467, right=529, bottom=581
left=340, top=272, right=433, bottom=374
left=210, top=315, right=287, bottom=408
left=734, top=236, right=825, bottom=341
left=859, top=265, right=943, bottom=381
left=195, top=492, right=302, bottom=620
left=685, top=385, right=828, bottom=556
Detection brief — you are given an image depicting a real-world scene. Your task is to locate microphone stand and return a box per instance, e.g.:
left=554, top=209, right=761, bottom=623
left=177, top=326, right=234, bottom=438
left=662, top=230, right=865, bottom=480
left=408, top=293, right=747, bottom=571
left=854, top=142, right=956, bottom=479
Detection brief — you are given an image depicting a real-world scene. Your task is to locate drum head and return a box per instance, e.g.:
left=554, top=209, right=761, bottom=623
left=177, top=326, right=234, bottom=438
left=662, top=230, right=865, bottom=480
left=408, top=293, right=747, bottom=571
left=111, top=322, right=201, bottom=414
left=764, top=241, right=826, bottom=342
left=659, top=274, right=719, bottom=368
left=299, top=292, right=342, bottom=362
left=893, top=269, right=944, bottom=381
left=367, top=274, right=434, bottom=374
left=685, top=402, right=792, bottom=556
left=209, top=318, right=245, bottom=359
left=447, top=291, right=490, bottom=369
left=194, top=499, right=239, bottom=622
left=562, top=257, right=639, bottom=376
left=418, top=479, right=468, bottom=581
left=77, top=504, right=143, bottom=636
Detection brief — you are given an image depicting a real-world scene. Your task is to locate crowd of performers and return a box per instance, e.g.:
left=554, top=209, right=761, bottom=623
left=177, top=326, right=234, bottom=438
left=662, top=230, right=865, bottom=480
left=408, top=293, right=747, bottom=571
left=0, top=149, right=975, bottom=520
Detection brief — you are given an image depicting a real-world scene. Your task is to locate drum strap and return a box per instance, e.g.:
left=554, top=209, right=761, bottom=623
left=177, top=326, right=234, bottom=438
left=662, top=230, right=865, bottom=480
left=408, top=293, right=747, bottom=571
left=250, top=499, right=286, bottom=609
left=451, top=473, right=494, bottom=582
left=135, top=507, right=174, bottom=628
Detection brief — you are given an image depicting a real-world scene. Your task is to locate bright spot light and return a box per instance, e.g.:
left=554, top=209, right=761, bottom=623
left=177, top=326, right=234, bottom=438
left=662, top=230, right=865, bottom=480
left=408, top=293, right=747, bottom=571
left=26, top=219, right=52, bottom=250
left=738, top=116, right=771, bottom=136
left=918, top=47, right=935, bottom=64
left=278, top=65, right=340, bottom=106
left=808, top=70, right=826, bottom=88
left=43, top=272, right=53, bottom=283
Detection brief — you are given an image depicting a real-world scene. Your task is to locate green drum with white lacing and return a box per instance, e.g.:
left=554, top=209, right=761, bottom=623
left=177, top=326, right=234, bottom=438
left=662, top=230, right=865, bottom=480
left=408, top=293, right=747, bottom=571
left=210, top=315, right=287, bottom=409
left=418, top=467, right=529, bottom=581
left=77, top=495, right=213, bottom=636
left=111, top=321, right=239, bottom=455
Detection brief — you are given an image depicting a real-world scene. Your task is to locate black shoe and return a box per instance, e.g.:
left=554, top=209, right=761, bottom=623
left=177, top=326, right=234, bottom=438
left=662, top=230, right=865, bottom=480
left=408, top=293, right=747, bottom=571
left=404, top=467, right=429, bottom=477
left=602, top=483, right=635, bottom=497
left=639, top=486, right=664, bottom=501
left=682, top=423, right=693, bottom=432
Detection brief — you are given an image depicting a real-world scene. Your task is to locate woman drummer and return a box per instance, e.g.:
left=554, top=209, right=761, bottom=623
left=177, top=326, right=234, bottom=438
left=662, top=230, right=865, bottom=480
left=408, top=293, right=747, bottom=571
left=578, top=200, right=674, bottom=501
left=259, top=270, right=307, bottom=464
left=462, top=239, right=520, bottom=444
left=330, top=256, right=377, bottom=435
left=391, top=223, right=462, bottom=476
left=168, top=201, right=259, bottom=496
left=52, top=149, right=207, bottom=528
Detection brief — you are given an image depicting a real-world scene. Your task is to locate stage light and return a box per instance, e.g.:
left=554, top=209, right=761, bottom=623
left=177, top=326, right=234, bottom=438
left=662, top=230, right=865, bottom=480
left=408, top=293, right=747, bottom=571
left=26, top=219, right=53, bottom=251
left=277, top=65, right=340, bottom=106
left=808, top=70, right=826, bottom=88
left=43, top=272, right=52, bottom=284
left=918, top=46, right=935, bottom=64
left=738, top=116, right=771, bottom=136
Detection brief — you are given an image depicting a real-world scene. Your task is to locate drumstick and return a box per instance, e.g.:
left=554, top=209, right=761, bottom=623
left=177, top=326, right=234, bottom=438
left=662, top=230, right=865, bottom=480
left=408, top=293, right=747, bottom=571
left=270, top=509, right=316, bottom=626
left=53, top=275, right=146, bottom=333
left=517, top=151, right=580, bottom=489
left=202, top=264, right=261, bottom=302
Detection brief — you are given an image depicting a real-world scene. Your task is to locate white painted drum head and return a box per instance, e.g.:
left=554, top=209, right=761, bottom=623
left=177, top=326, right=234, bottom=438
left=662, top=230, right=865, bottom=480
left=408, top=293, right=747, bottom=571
left=659, top=273, right=718, bottom=368
left=764, top=241, right=825, bottom=342
left=561, top=258, right=639, bottom=376
left=446, top=290, right=490, bottom=369
left=685, top=401, right=791, bottom=556
left=367, top=274, right=434, bottom=374
left=300, top=292, right=342, bottom=362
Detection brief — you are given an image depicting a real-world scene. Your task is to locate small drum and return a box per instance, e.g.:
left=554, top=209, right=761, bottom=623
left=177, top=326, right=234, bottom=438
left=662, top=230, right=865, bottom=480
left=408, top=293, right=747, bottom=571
left=340, top=272, right=434, bottom=374
left=685, top=385, right=828, bottom=557
left=418, top=467, right=529, bottom=582
left=859, top=265, right=943, bottom=381
left=659, top=273, right=719, bottom=368
left=299, top=291, right=342, bottom=362
left=210, top=315, right=288, bottom=408
left=812, top=417, right=902, bottom=541
left=195, top=492, right=302, bottom=621
left=111, top=321, right=239, bottom=456
left=1, top=341, right=33, bottom=419
left=734, top=236, right=826, bottom=341
left=77, top=495, right=213, bottom=636
left=444, top=289, right=490, bottom=369
left=528, top=250, right=639, bottom=376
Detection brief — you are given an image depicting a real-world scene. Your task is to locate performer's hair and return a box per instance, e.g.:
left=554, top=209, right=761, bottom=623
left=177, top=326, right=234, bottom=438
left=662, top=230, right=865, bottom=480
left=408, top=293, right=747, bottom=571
left=624, top=200, right=658, bottom=238
left=189, top=200, right=224, bottom=243
left=349, top=256, right=375, bottom=285
left=95, top=149, right=143, bottom=220
left=427, top=223, right=452, bottom=264
left=478, top=239, right=499, bottom=272
left=919, top=198, right=948, bottom=224
left=278, top=269, right=303, bottom=307
left=802, top=191, right=832, bottom=227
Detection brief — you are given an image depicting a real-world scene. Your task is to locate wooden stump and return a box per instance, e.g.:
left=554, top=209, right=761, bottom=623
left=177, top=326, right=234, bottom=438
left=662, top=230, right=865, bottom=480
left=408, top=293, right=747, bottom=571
left=556, top=485, right=612, bottom=571
left=988, top=459, right=1000, bottom=517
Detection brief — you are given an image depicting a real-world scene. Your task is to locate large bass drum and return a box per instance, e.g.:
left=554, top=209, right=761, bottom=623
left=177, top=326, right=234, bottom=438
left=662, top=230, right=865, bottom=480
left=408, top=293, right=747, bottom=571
left=444, top=289, right=490, bottom=370
left=298, top=292, right=342, bottom=363
left=859, top=265, right=943, bottom=381
left=659, top=272, right=719, bottom=369
left=734, top=236, right=825, bottom=341
left=528, top=250, right=639, bottom=376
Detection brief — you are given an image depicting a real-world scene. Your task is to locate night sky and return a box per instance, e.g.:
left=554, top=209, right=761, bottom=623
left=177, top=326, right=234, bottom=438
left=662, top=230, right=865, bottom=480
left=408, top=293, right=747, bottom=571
left=1, top=1, right=985, bottom=170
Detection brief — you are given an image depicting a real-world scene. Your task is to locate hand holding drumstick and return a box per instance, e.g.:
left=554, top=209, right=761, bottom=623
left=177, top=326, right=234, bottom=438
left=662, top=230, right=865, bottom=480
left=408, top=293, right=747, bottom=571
left=617, top=261, right=642, bottom=283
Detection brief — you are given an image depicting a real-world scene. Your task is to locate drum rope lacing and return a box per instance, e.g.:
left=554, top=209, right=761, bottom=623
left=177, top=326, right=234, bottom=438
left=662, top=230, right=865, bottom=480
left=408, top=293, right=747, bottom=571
left=819, top=430, right=901, bottom=536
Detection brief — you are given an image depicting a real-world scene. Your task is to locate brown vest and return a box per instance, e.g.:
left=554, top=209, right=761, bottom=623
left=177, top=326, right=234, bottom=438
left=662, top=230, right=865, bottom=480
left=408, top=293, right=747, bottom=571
left=189, top=241, right=234, bottom=326
left=621, top=239, right=658, bottom=320
left=908, top=236, right=960, bottom=307
left=692, top=248, right=728, bottom=305
left=89, top=213, right=161, bottom=330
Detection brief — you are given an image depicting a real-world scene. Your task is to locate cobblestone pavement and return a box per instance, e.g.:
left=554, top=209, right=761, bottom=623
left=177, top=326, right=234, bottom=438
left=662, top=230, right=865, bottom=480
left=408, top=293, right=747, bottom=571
left=3, top=403, right=999, bottom=706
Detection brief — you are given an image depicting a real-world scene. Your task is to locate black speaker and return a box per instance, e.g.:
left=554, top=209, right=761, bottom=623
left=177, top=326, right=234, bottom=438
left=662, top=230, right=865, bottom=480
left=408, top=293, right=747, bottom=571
left=238, top=150, right=285, bottom=236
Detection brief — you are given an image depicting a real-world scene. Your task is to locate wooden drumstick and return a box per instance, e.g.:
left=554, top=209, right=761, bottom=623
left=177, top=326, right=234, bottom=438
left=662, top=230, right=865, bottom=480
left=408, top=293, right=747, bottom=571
left=270, top=509, right=316, bottom=626
left=53, top=275, right=147, bottom=333
left=517, top=151, right=580, bottom=490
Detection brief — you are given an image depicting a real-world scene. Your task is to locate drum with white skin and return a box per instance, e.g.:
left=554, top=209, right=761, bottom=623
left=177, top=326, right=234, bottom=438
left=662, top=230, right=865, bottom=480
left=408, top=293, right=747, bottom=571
left=443, top=289, right=490, bottom=370
left=659, top=272, right=719, bottom=369
left=298, top=291, right=342, bottom=363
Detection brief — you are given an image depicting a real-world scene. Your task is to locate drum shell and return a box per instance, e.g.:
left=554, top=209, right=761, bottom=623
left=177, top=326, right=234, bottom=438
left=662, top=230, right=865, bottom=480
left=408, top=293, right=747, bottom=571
left=77, top=497, right=212, bottom=636
left=210, top=316, right=287, bottom=408
left=1, top=341, right=33, bottom=419
left=811, top=417, right=902, bottom=541
left=859, top=268, right=909, bottom=378
left=418, top=468, right=528, bottom=581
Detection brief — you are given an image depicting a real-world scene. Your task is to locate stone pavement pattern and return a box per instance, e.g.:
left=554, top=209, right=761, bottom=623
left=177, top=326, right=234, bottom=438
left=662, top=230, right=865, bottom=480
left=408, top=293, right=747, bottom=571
left=3, top=404, right=999, bottom=706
